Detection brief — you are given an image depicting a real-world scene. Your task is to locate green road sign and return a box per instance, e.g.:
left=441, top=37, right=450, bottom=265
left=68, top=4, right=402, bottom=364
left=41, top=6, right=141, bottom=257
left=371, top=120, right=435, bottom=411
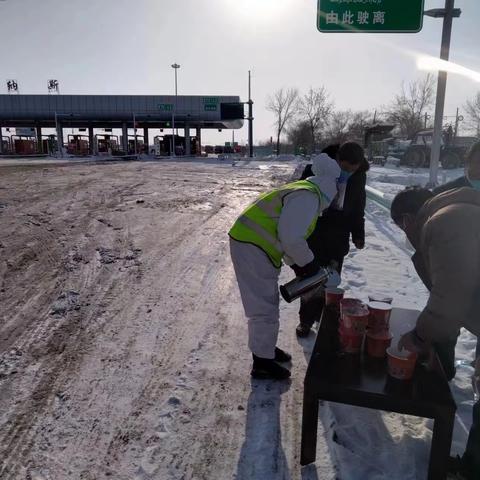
left=204, top=104, right=218, bottom=112
left=203, top=97, right=219, bottom=105
left=158, top=103, right=173, bottom=112
left=318, top=0, right=424, bottom=33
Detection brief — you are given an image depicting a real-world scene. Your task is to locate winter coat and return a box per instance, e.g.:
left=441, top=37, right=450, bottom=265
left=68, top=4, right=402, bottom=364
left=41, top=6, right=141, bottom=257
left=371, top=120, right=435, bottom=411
left=411, top=187, right=480, bottom=343
left=433, top=175, right=470, bottom=195
left=300, top=159, right=369, bottom=263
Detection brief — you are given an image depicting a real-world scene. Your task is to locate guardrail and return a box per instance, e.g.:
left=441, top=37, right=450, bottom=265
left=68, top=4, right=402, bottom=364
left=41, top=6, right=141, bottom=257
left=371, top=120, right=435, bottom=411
left=366, top=185, right=392, bottom=211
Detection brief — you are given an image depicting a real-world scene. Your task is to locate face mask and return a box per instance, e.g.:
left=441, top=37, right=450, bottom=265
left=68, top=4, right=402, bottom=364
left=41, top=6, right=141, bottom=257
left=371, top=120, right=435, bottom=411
left=338, top=169, right=353, bottom=184
left=468, top=177, right=480, bottom=191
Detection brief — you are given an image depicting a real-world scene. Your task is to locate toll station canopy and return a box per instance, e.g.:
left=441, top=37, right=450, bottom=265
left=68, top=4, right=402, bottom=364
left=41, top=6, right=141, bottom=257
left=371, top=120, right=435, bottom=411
left=0, top=94, right=245, bottom=129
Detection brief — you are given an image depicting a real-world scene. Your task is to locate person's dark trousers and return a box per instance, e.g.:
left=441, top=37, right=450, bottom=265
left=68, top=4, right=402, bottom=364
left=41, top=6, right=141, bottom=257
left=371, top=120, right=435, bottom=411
left=298, top=258, right=343, bottom=328
left=433, top=339, right=458, bottom=381
left=462, top=399, right=480, bottom=479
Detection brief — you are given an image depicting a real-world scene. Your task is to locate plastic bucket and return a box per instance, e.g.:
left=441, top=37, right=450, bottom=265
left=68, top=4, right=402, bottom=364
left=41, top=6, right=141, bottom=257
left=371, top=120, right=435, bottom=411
left=387, top=347, right=418, bottom=380
left=325, top=287, right=345, bottom=306
left=366, top=332, right=392, bottom=358
left=339, top=326, right=364, bottom=354
left=368, top=302, right=392, bottom=334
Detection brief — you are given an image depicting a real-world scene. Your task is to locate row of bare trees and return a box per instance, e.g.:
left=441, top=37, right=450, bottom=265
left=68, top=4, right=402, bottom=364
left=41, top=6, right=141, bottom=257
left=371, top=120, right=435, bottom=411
left=266, top=74, right=480, bottom=155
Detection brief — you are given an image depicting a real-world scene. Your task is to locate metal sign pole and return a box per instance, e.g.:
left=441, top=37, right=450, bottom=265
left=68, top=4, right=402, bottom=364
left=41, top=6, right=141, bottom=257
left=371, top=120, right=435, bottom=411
left=248, top=70, right=254, bottom=158
left=428, top=0, right=455, bottom=187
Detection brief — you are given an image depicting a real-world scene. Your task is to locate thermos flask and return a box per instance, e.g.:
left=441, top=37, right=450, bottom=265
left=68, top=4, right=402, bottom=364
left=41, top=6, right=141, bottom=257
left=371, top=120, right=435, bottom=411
left=280, top=267, right=332, bottom=303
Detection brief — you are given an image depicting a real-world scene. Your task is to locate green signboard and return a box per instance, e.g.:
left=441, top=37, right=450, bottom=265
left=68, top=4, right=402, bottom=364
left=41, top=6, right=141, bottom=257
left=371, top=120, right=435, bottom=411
left=204, top=104, right=218, bottom=112
left=158, top=103, right=173, bottom=112
left=318, top=0, right=424, bottom=33
left=203, top=97, right=219, bottom=105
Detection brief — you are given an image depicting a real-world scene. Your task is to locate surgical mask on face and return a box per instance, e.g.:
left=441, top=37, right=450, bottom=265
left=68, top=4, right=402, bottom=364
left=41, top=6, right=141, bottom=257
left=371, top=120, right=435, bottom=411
left=467, top=175, right=480, bottom=191
left=338, top=169, right=353, bottom=184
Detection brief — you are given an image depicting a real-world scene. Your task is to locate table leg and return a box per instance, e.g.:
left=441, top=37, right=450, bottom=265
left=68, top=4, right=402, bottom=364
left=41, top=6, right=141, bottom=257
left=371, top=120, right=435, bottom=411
left=301, top=386, right=319, bottom=466
left=428, top=409, right=455, bottom=480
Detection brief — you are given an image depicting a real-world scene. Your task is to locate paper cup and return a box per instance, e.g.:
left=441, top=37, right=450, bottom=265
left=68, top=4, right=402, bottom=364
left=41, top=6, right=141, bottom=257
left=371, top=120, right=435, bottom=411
left=339, top=326, right=364, bottom=354
left=366, top=332, right=393, bottom=358
left=368, top=302, right=393, bottom=334
left=368, top=295, right=393, bottom=304
left=341, top=310, right=369, bottom=334
left=340, top=298, right=366, bottom=318
left=325, top=287, right=345, bottom=306
left=387, top=347, right=418, bottom=380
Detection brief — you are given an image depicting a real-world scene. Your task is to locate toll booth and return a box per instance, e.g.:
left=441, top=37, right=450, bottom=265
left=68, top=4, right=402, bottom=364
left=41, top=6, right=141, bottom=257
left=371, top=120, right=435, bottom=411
left=154, top=134, right=199, bottom=156
left=95, top=134, right=119, bottom=155
left=42, top=135, right=57, bottom=155
left=67, top=134, right=89, bottom=156
left=12, top=135, right=37, bottom=155
left=120, top=135, right=146, bottom=155
left=1, top=136, right=12, bottom=154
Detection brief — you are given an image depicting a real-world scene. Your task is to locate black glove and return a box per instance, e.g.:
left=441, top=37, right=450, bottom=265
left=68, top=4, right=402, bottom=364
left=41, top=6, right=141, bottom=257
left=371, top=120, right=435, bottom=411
left=292, top=259, right=320, bottom=278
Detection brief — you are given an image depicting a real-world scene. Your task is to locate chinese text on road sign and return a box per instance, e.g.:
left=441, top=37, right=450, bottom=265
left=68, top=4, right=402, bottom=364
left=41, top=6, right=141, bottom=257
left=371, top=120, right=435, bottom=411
left=318, top=0, right=424, bottom=33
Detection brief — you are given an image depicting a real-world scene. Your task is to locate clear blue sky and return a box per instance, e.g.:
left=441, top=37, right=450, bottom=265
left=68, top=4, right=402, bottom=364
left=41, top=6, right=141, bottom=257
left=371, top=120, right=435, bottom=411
left=1, top=0, right=479, bottom=145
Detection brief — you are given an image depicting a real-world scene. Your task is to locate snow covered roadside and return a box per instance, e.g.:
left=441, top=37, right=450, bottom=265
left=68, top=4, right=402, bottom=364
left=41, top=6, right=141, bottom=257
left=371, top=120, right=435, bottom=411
left=0, top=158, right=476, bottom=480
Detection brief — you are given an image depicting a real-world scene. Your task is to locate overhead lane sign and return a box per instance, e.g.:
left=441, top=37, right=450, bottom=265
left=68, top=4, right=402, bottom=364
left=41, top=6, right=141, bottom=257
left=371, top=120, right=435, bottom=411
left=317, top=0, right=425, bottom=33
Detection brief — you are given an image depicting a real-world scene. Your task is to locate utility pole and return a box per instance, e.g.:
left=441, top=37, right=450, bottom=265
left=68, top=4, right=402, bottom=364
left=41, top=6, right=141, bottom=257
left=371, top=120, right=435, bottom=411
left=248, top=70, right=254, bottom=158
left=425, top=0, right=461, bottom=187
left=171, top=63, right=180, bottom=157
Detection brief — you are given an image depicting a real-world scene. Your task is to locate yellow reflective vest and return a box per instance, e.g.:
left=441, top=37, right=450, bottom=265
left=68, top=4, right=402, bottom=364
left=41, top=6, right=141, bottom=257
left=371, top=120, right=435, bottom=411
left=229, top=180, right=326, bottom=268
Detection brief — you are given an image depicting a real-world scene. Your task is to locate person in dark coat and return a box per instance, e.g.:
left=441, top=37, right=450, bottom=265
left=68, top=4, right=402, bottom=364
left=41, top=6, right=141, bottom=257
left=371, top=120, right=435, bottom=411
left=296, top=144, right=369, bottom=337
left=433, top=142, right=480, bottom=363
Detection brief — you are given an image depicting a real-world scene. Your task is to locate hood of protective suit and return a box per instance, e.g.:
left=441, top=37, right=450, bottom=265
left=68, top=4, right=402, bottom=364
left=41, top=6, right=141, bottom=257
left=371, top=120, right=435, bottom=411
left=309, top=153, right=341, bottom=208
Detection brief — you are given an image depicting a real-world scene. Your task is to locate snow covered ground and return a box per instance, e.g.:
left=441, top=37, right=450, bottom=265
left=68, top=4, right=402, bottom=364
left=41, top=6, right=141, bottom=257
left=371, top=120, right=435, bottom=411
left=0, top=157, right=476, bottom=479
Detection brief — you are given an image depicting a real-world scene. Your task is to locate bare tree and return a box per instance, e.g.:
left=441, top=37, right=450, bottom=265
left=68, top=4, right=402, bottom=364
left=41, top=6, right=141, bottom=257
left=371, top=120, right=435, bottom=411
left=385, top=74, right=435, bottom=139
left=465, top=92, right=480, bottom=137
left=266, top=88, right=299, bottom=156
left=298, top=87, right=332, bottom=152
left=287, top=120, right=312, bottom=155
left=324, top=110, right=374, bottom=145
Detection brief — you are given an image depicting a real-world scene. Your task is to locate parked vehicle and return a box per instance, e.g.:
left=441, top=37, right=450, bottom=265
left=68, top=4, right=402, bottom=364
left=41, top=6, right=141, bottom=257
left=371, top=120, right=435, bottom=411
left=400, top=129, right=478, bottom=169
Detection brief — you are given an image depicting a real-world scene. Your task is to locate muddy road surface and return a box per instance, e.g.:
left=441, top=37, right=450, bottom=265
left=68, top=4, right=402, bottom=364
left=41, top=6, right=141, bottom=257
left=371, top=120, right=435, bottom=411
left=0, top=160, right=323, bottom=480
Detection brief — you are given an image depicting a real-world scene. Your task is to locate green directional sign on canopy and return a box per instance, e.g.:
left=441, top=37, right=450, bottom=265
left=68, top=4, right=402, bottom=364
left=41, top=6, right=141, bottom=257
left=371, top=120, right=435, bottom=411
left=318, top=0, right=425, bottom=33
left=158, top=103, right=173, bottom=112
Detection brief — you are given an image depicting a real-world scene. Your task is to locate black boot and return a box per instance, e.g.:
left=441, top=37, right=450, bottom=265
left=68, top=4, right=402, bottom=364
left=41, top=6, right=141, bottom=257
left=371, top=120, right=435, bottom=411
left=296, top=323, right=311, bottom=338
left=274, top=347, right=292, bottom=363
left=251, top=354, right=291, bottom=380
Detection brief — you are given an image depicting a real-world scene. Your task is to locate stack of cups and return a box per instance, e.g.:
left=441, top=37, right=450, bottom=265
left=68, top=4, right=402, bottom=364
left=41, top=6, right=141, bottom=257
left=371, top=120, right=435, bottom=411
left=339, top=298, right=369, bottom=354
left=366, top=301, right=393, bottom=358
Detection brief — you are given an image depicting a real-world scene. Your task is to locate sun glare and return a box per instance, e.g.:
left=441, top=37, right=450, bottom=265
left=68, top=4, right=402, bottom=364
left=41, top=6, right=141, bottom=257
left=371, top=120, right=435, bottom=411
left=224, top=0, right=294, bottom=21
left=417, top=55, right=480, bottom=83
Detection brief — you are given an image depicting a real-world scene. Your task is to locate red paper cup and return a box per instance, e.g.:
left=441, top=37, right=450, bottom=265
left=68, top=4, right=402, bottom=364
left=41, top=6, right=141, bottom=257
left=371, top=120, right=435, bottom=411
left=368, top=302, right=392, bottom=334
left=325, top=287, right=345, bottom=306
left=368, top=295, right=393, bottom=304
left=387, top=347, right=418, bottom=380
left=341, top=310, right=369, bottom=334
left=339, top=327, right=363, bottom=354
left=340, top=298, right=364, bottom=314
left=366, top=332, right=393, bottom=358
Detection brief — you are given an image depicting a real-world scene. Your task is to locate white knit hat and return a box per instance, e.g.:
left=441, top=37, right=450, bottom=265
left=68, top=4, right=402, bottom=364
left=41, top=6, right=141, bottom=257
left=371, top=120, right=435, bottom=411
left=310, top=153, right=341, bottom=204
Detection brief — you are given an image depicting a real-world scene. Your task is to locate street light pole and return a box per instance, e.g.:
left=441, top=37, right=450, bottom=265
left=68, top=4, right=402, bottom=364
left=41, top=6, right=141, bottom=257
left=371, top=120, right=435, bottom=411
left=426, top=0, right=459, bottom=187
left=171, top=63, right=180, bottom=157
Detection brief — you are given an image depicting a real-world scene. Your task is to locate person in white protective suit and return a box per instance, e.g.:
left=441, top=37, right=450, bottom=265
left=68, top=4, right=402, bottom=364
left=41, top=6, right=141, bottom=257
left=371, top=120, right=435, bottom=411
left=229, top=144, right=364, bottom=380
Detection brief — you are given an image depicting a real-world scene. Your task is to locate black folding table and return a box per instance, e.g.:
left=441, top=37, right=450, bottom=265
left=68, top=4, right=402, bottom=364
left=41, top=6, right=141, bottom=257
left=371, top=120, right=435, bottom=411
left=301, top=306, right=457, bottom=480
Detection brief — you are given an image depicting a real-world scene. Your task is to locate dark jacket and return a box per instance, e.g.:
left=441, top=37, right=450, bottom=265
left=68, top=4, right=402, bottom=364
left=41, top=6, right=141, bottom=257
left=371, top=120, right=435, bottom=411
left=433, top=175, right=471, bottom=196
left=411, top=188, right=480, bottom=342
left=300, top=159, right=369, bottom=263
